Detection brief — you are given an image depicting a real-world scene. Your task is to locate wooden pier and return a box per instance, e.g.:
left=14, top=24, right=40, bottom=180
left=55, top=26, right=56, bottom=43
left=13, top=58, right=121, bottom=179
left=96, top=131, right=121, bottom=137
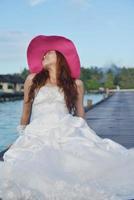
left=85, top=91, right=134, bottom=149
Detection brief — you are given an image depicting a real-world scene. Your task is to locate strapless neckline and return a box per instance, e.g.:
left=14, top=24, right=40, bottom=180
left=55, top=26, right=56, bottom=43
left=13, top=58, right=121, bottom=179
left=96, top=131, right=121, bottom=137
left=44, top=83, right=59, bottom=87
left=34, top=83, right=63, bottom=99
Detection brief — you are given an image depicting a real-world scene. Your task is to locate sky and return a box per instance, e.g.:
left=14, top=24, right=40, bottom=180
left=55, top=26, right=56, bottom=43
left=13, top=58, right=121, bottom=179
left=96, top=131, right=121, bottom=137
left=0, top=0, right=134, bottom=74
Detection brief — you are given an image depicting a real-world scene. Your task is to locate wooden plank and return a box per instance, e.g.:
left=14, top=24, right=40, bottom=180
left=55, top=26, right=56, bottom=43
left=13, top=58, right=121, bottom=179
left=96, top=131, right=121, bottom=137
left=85, top=91, right=134, bottom=149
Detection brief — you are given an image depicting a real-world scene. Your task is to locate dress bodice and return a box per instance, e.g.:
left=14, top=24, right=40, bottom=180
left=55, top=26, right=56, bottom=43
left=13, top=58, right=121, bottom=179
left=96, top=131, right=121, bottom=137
left=30, top=84, right=69, bottom=122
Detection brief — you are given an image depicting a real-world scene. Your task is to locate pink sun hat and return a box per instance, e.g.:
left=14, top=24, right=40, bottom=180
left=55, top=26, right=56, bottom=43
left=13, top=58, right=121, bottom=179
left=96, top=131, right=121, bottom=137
left=27, top=35, right=81, bottom=78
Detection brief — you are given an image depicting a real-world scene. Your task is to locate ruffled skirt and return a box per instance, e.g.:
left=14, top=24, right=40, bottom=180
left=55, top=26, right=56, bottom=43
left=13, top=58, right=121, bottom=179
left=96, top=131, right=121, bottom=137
left=0, top=113, right=134, bottom=200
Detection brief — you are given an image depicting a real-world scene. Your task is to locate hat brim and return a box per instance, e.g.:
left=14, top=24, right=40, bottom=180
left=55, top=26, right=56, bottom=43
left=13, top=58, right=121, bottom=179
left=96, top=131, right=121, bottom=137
left=27, top=35, right=81, bottom=78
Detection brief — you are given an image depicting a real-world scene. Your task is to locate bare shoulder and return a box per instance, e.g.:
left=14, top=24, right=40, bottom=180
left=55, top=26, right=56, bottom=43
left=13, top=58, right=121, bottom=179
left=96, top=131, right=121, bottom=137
left=25, top=73, right=36, bottom=82
left=75, top=79, right=85, bottom=93
left=24, top=73, right=36, bottom=86
left=75, top=79, right=84, bottom=88
left=23, top=73, right=36, bottom=103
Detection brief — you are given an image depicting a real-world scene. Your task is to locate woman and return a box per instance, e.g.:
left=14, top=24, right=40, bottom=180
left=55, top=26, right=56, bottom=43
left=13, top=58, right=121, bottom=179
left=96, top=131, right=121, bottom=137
left=0, top=35, right=134, bottom=200
left=20, top=51, right=85, bottom=128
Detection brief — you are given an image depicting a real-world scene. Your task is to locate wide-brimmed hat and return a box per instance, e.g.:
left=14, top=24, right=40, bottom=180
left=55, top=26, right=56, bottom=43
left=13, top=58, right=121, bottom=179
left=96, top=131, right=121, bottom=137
left=27, top=35, right=81, bottom=78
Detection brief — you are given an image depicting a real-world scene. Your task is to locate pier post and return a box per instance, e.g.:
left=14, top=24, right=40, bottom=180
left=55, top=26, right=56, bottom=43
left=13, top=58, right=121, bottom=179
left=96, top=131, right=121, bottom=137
left=87, top=99, right=93, bottom=108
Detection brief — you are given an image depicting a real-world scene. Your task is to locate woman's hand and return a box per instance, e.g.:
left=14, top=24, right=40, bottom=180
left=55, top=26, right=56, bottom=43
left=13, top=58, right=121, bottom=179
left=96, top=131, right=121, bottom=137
left=16, top=124, right=27, bottom=135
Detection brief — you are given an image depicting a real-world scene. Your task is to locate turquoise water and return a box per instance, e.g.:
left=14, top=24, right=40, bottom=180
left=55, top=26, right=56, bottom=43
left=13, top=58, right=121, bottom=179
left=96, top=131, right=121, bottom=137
left=0, top=93, right=104, bottom=152
left=84, top=93, right=104, bottom=106
left=0, top=100, right=23, bottom=151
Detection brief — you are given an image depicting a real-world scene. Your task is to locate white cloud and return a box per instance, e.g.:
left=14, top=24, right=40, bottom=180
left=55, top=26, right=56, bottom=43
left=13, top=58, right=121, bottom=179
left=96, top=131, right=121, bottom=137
left=0, top=30, right=31, bottom=62
left=29, top=0, right=47, bottom=6
left=68, top=0, right=91, bottom=11
left=0, top=30, right=36, bottom=73
left=28, top=0, right=90, bottom=7
left=71, top=0, right=91, bottom=7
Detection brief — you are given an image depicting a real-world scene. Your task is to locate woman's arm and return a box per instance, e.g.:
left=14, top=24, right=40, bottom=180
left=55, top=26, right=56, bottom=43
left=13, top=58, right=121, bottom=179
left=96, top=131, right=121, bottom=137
left=16, top=73, right=36, bottom=135
left=75, top=79, right=86, bottom=119
left=20, top=73, right=36, bottom=125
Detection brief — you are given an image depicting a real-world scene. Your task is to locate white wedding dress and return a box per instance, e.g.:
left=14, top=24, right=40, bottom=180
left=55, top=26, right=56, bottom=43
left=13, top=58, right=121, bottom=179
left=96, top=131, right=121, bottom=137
left=0, top=84, right=134, bottom=200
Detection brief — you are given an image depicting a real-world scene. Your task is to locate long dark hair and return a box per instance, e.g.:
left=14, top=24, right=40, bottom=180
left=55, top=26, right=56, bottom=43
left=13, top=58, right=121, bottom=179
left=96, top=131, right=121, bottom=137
left=26, top=50, right=79, bottom=115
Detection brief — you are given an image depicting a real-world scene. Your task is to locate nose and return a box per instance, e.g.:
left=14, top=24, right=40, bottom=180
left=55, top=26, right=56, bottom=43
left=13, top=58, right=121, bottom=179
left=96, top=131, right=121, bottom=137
left=43, top=51, right=55, bottom=59
left=48, top=50, right=55, bottom=54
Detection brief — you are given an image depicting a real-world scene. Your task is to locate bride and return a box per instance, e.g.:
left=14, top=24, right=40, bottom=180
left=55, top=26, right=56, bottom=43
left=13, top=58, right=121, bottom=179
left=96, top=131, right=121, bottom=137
left=0, top=35, right=134, bottom=200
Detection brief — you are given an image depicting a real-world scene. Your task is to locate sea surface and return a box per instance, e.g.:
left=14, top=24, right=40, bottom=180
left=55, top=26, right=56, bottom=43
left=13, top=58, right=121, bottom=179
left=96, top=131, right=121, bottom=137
left=0, top=93, right=104, bottom=152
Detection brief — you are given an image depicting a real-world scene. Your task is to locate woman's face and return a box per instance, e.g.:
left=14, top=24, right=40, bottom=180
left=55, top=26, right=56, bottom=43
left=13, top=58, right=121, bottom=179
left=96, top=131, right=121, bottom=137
left=42, top=50, right=57, bottom=69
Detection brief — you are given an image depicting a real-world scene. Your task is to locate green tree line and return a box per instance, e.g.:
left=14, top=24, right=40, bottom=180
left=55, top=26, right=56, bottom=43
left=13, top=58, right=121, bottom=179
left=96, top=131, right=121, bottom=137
left=80, top=65, right=134, bottom=91
left=19, top=65, right=134, bottom=91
